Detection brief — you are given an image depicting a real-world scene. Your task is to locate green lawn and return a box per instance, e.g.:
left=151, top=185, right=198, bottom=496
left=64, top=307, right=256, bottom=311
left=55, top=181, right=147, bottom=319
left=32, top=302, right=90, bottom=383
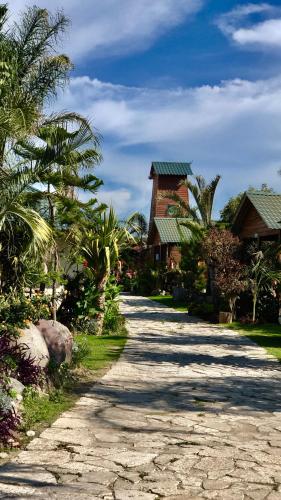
left=148, top=294, right=188, bottom=312
left=224, top=322, right=281, bottom=362
left=75, top=332, right=127, bottom=371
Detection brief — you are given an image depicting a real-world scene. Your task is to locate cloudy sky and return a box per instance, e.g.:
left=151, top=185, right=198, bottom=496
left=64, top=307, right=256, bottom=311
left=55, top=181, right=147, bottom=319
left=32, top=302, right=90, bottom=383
left=11, top=0, right=281, bottom=217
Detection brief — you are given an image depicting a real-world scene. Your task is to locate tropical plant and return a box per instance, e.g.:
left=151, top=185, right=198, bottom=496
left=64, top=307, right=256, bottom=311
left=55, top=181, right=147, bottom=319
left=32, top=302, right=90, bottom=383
left=0, top=5, right=72, bottom=160
left=78, top=208, right=134, bottom=335
left=126, top=212, right=148, bottom=245
left=15, top=121, right=103, bottom=319
left=247, top=244, right=281, bottom=322
left=164, top=175, right=220, bottom=229
left=0, top=165, right=52, bottom=291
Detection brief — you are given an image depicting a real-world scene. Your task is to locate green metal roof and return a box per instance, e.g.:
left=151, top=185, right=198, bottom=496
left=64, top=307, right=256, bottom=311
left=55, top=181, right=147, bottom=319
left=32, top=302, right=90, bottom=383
left=154, top=217, right=192, bottom=243
left=150, top=162, right=193, bottom=176
left=246, top=192, right=281, bottom=229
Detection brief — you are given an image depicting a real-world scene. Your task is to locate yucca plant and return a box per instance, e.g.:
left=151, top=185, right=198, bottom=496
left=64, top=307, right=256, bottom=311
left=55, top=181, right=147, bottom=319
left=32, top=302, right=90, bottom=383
left=79, top=208, right=134, bottom=335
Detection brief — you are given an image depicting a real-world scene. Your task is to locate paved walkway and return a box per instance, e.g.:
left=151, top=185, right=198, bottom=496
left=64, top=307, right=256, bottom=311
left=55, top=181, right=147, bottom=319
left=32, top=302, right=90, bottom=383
left=2, top=296, right=281, bottom=499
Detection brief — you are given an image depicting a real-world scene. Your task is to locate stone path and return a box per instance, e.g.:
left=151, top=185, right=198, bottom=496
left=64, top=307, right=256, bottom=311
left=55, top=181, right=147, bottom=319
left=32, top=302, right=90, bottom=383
left=2, top=295, right=281, bottom=499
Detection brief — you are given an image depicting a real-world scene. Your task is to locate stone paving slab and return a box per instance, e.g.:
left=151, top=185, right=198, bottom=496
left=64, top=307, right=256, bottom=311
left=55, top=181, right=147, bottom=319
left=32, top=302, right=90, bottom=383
left=1, top=295, right=281, bottom=499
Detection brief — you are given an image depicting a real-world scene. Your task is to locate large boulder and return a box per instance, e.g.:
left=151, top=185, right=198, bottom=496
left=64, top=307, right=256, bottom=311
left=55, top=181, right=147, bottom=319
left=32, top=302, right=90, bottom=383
left=16, top=324, right=50, bottom=368
left=36, top=320, right=73, bottom=365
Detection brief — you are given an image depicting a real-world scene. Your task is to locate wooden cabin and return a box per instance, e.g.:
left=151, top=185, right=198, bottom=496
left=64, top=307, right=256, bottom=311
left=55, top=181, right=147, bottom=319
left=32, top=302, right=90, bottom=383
left=147, top=161, right=193, bottom=267
left=232, top=191, right=281, bottom=242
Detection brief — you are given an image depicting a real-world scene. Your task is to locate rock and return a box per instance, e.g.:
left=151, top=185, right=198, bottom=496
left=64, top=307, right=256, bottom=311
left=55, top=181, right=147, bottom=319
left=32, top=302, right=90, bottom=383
left=9, top=378, right=25, bottom=400
left=36, top=319, right=73, bottom=365
left=16, top=324, right=49, bottom=368
left=26, top=430, right=36, bottom=438
left=0, top=453, right=8, bottom=459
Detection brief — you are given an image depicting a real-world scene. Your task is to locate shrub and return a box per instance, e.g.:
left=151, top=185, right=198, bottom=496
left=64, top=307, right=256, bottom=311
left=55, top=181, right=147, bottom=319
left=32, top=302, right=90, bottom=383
left=71, top=338, right=91, bottom=367
left=189, top=302, right=215, bottom=320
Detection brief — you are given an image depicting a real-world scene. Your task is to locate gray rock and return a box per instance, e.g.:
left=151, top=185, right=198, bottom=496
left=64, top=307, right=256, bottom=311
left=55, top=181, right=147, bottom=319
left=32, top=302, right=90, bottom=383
left=37, top=319, right=73, bottom=365
left=9, top=378, right=25, bottom=398
left=16, top=323, right=49, bottom=367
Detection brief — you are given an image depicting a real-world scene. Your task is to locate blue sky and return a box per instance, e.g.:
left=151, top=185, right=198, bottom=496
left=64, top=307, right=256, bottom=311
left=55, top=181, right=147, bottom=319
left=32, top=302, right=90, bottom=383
left=12, top=0, right=281, bottom=217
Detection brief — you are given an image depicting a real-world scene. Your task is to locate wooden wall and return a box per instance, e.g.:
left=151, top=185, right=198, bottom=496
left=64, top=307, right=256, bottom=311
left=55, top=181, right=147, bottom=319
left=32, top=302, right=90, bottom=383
left=239, top=205, right=279, bottom=239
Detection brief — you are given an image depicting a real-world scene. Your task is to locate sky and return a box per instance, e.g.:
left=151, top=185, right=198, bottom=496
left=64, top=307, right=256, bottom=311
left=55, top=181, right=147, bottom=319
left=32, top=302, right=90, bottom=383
left=11, top=0, right=281, bottom=218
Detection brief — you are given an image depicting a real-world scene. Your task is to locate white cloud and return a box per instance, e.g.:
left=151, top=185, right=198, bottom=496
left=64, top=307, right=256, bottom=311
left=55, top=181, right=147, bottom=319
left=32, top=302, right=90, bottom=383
left=56, top=75, right=281, bottom=217
left=9, top=0, right=203, bottom=59
left=217, top=3, right=281, bottom=48
left=233, top=18, right=281, bottom=46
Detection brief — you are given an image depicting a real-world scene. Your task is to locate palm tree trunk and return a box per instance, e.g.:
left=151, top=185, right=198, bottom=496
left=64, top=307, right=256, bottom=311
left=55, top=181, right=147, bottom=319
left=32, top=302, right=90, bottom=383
left=252, top=292, right=257, bottom=323
left=95, top=275, right=108, bottom=336
left=48, top=183, right=57, bottom=322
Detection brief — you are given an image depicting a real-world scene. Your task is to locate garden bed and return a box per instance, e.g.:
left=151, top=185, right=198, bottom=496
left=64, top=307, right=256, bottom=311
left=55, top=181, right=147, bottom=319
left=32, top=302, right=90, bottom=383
left=0, top=329, right=127, bottom=457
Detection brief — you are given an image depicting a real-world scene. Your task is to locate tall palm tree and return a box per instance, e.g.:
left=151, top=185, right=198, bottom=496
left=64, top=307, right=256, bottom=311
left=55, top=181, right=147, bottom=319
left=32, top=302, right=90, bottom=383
left=0, top=5, right=72, bottom=160
left=164, top=174, right=221, bottom=236
left=79, top=208, right=134, bottom=335
left=15, top=121, right=102, bottom=320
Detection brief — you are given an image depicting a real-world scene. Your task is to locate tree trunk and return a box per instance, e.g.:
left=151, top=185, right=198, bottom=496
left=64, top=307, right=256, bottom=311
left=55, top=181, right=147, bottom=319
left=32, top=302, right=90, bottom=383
left=51, top=251, right=57, bottom=323
left=95, top=275, right=108, bottom=336
left=252, top=293, right=257, bottom=323
left=48, top=184, right=57, bottom=323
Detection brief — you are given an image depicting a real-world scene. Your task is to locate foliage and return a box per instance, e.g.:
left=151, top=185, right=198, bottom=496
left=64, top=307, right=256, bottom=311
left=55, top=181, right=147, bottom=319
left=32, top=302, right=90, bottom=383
left=125, top=212, right=148, bottom=245
left=202, top=228, right=246, bottom=315
left=0, top=406, right=20, bottom=445
left=0, top=334, right=43, bottom=386
left=164, top=175, right=221, bottom=229
left=77, top=207, right=134, bottom=334
left=188, top=302, right=215, bottom=320
left=71, top=339, right=91, bottom=367
left=21, top=387, right=74, bottom=433
left=220, top=193, right=243, bottom=224
left=246, top=243, right=281, bottom=322
left=181, top=240, right=207, bottom=298
left=0, top=292, right=50, bottom=329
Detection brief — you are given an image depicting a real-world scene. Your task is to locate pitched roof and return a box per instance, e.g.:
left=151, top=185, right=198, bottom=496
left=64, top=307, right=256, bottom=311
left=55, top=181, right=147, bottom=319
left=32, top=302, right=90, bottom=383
left=150, top=161, right=193, bottom=177
left=154, top=217, right=192, bottom=243
left=233, top=191, right=281, bottom=230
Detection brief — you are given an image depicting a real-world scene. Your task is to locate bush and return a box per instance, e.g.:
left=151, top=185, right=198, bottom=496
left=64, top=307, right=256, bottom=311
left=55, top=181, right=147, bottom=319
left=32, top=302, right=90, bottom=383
left=71, top=338, right=91, bottom=366
left=0, top=292, right=50, bottom=330
left=188, top=302, right=215, bottom=321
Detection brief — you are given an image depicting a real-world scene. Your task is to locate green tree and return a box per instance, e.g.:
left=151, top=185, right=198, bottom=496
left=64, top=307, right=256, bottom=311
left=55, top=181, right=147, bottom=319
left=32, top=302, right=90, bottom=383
left=164, top=175, right=221, bottom=235
left=15, top=121, right=102, bottom=320
left=0, top=5, right=72, bottom=160
left=126, top=212, right=148, bottom=245
left=78, top=208, right=134, bottom=335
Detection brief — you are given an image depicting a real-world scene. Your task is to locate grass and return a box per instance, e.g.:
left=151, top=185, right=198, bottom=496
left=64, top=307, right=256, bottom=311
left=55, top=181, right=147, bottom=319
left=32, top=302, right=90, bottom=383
left=75, top=330, right=127, bottom=371
left=148, top=294, right=188, bottom=312
left=21, top=390, right=76, bottom=434
left=223, top=322, right=281, bottom=362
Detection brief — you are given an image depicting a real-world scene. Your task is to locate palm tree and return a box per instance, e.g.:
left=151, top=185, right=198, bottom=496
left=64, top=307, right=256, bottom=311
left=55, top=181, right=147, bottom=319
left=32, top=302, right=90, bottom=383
left=15, top=121, right=102, bottom=320
left=79, top=208, right=134, bottom=335
left=0, top=165, right=52, bottom=291
left=0, top=5, right=72, bottom=160
left=126, top=212, right=148, bottom=245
